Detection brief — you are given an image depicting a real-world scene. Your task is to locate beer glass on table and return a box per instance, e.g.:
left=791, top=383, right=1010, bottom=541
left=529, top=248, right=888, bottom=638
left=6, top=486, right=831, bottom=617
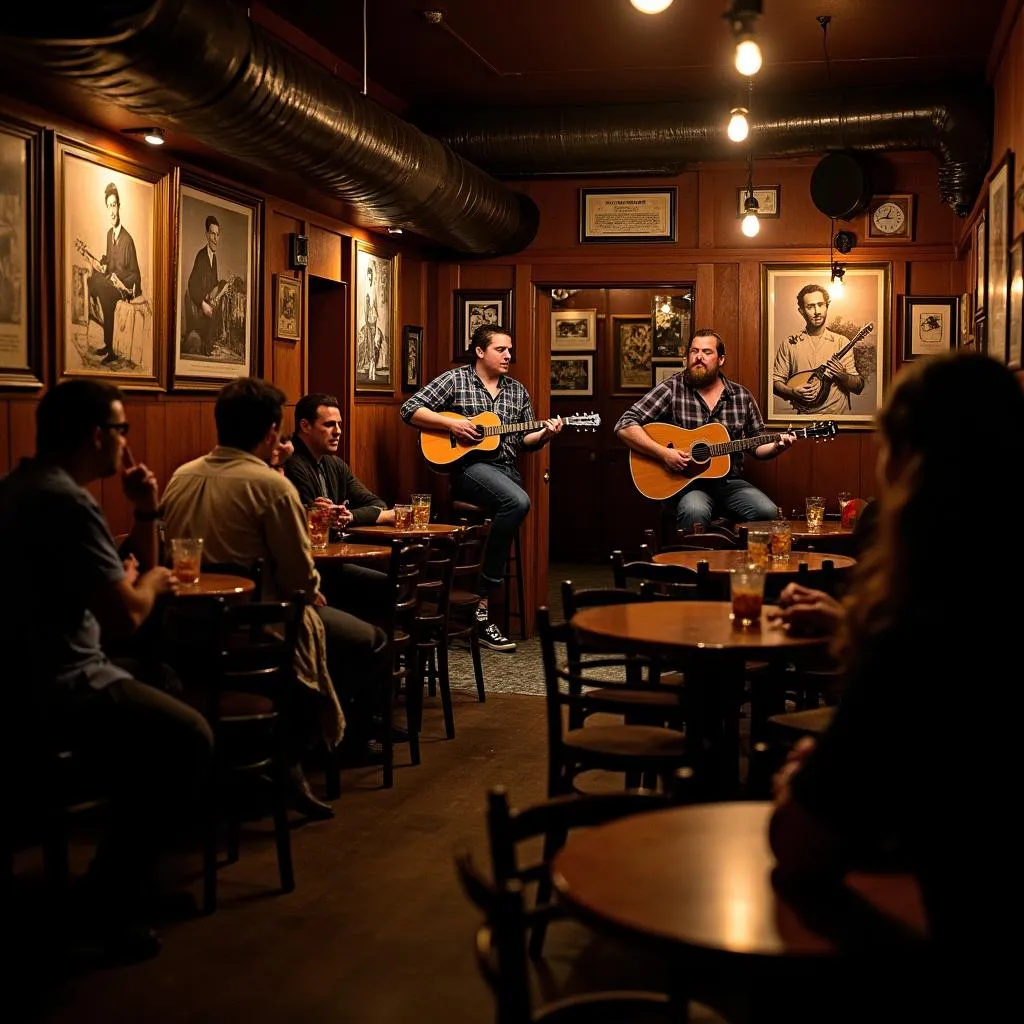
left=169, top=537, right=203, bottom=586
left=394, top=504, right=413, bottom=531
left=746, top=529, right=770, bottom=570
left=411, top=493, right=432, bottom=529
left=306, top=506, right=330, bottom=551
left=730, top=565, right=765, bottom=630
left=805, top=496, right=826, bottom=531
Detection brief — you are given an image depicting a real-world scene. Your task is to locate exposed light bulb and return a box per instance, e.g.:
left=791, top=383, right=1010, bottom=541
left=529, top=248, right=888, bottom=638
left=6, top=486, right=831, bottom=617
left=735, top=38, right=762, bottom=76
left=830, top=264, right=846, bottom=299
left=630, top=0, right=674, bottom=12
left=741, top=210, right=760, bottom=237
left=727, top=109, right=750, bottom=142
left=143, top=128, right=165, bottom=146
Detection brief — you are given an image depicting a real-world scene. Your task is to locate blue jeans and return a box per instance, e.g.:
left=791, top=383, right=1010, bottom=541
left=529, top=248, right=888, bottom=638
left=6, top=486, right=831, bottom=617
left=669, top=477, right=779, bottom=530
left=451, top=462, right=530, bottom=589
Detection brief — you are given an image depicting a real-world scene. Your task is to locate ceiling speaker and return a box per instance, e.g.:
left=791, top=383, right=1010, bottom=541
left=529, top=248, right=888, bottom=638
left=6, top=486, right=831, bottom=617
left=810, top=152, right=872, bottom=220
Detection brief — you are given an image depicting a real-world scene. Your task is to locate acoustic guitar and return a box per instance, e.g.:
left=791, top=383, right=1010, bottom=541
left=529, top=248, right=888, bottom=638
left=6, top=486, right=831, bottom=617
left=782, top=321, right=874, bottom=412
left=420, top=410, right=600, bottom=468
left=629, top=420, right=837, bottom=501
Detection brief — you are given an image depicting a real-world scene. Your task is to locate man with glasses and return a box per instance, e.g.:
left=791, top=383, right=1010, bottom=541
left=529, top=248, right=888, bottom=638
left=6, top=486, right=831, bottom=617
left=0, top=380, right=212, bottom=963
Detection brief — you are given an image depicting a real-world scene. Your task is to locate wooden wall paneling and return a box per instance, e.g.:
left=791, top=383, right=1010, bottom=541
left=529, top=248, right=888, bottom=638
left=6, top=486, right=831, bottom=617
left=307, top=224, right=343, bottom=282
left=433, top=263, right=459, bottom=377
left=0, top=400, right=9, bottom=475
left=8, top=398, right=35, bottom=465
left=306, top=278, right=347, bottom=403
left=266, top=208, right=305, bottom=400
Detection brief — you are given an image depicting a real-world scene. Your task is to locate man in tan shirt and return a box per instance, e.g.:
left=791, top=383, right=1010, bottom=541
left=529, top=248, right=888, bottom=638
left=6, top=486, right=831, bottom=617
left=161, top=378, right=389, bottom=811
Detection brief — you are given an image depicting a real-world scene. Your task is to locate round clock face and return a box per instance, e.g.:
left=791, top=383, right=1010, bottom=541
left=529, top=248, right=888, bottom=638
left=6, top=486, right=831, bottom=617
left=872, top=201, right=906, bottom=235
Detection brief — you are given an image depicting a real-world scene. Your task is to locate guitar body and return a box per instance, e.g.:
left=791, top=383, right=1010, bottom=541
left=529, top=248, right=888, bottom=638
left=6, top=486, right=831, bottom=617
left=420, top=411, right=503, bottom=467
left=629, top=422, right=733, bottom=501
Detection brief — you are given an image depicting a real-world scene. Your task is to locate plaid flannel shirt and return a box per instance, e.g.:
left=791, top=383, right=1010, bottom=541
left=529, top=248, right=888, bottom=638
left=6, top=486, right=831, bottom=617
left=400, top=365, right=537, bottom=468
left=613, top=373, right=767, bottom=477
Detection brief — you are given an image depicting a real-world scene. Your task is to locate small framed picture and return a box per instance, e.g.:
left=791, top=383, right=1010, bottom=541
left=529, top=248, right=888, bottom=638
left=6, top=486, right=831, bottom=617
left=1009, top=239, right=1022, bottom=369
left=612, top=314, right=653, bottom=392
left=551, top=308, right=597, bottom=351
left=901, top=295, right=958, bottom=360
left=975, top=212, right=987, bottom=315
left=653, top=362, right=684, bottom=385
left=454, top=289, right=513, bottom=360
left=735, top=186, right=780, bottom=219
left=402, top=324, right=422, bottom=392
left=274, top=274, right=301, bottom=341
left=960, top=292, right=972, bottom=346
left=551, top=354, right=593, bottom=396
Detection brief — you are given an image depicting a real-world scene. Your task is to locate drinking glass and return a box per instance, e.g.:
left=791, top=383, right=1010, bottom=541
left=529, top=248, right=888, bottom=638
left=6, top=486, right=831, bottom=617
left=411, top=493, right=432, bottom=529
left=746, top=529, right=770, bottom=570
left=169, top=537, right=203, bottom=586
left=838, top=491, right=853, bottom=515
left=770, top=519, right=793, bottom=562
left=730, top=565, right=765, bottom=629
left=394, top=504, right=413, bottom=531
left=805, top=496, right=826, bottom=530
left=306, top=506, right=330, bottom=551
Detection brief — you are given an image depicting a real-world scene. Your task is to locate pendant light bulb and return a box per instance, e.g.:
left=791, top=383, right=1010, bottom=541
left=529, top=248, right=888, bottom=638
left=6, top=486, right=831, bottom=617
left=741, top=210, right=760, bottom=237
left=727, top=109, right=750, bottom=143
left=630, top=0, right=674, bottom=13
left=735, top=38, right=763, bottom=76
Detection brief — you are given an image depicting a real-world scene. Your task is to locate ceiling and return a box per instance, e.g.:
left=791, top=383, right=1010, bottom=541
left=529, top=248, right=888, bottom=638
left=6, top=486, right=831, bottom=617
left=256, top=0, right=1008, bottom=111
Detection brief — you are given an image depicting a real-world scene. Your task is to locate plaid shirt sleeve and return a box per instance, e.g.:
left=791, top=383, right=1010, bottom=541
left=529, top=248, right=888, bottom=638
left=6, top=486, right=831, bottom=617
left=613, top=381, right=678, bottom=431
left=399, top=369, right=459, bottom=422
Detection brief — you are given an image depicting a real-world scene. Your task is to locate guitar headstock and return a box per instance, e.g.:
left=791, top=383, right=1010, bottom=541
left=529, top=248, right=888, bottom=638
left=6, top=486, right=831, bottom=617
left=565, top=412, right=601, bottom=431
left=73, top=237, right=88, bottom=257
left=806, top=421, right=838, bottom=441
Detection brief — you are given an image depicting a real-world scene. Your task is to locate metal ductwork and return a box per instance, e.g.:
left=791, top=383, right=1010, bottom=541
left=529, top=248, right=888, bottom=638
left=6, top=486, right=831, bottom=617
left=0, top=1, right=540, bottom=257
left=420, top=85, right=992, bottom=216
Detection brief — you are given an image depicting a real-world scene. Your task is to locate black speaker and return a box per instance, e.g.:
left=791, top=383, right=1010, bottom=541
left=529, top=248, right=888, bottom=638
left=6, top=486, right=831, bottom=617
left=290, top=233, right=309, bottom=269
left=810, top=152, right=872, bottom=220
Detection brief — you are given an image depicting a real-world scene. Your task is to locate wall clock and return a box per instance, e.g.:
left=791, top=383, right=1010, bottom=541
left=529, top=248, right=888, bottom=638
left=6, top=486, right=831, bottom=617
left=866, top=194, right=914, bottom=241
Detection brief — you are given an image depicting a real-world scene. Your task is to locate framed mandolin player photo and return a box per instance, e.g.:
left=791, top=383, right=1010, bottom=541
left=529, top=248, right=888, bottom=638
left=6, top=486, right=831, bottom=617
left=761, top=262, right=891, bottom=430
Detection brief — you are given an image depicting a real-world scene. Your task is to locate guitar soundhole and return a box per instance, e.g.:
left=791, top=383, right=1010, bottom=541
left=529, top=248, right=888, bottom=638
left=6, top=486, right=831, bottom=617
left=690, top=442, right=711, bottom=465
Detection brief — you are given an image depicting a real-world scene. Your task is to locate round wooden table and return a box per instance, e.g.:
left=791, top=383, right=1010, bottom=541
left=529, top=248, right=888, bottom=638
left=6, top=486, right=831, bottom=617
left=745, top=519, right=852, bottom=540
left=345, top=523, right=464, bottom=540
left=652, top=549, right=856, bottom=575
left=175, top=573, right=255, bottom=598
left=313, top=541, right=392, bottom=562
left=552, top=801, right=926, bottom=961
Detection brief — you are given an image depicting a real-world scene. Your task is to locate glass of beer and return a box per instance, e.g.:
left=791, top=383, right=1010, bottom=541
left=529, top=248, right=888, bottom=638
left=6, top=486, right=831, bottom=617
left=746, top=529, right=770, bottom=570
left=394, top=504, right=413, bottom=531
left=411, top=493, right=432, bottom=529
left=306, top=506, right=330, bottom=551
left=169, top=537, right=203, bottom=586
left=805, top=496, right=826, bottom=530
left=770, top=519, right=793, bottom=562
left=730, top=565, right=765, bottom=630
left=838, top=491, right=853, bottom=516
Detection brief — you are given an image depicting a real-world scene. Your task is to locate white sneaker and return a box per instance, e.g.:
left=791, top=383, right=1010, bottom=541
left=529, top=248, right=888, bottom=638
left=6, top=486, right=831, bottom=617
left=479, top=621, right=516, bottom=652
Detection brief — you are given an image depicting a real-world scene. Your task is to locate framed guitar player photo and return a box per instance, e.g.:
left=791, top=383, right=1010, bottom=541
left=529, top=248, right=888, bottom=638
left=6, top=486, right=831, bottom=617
left=761, top=262, right=891, bottom=430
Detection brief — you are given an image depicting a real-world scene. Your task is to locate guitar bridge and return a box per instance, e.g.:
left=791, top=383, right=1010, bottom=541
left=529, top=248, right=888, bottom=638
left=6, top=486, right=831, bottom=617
left=448, top=433, right=457, bottom=449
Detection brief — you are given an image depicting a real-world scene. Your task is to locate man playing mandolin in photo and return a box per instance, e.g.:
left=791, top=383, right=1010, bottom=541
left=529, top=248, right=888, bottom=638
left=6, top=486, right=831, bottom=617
left=615, top=328, right=796, bottom=532
left=772, top=284, right=865, bottom=416
left=400, top=323, right=563, bottom=652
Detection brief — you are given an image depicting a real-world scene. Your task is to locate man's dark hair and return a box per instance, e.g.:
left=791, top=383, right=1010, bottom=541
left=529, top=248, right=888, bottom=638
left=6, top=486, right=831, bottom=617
left=690, top=328, right=726, bottom=358
left=36, top=380, right=123, bottom=457
left=470, top=323, right=508, bottom=362
left=294, top=392, right=341, bottom=430
left=104, top=182, right=120, bottom=206
left=214, top=377, right=286, bottom=452
left=205, top=215, right=220, bottom=233
left=797, top=283, right=830, bottom=307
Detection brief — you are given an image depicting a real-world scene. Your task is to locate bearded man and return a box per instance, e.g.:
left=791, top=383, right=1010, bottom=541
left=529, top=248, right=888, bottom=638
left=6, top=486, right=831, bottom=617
left=614, top=327, right=795, bottom=531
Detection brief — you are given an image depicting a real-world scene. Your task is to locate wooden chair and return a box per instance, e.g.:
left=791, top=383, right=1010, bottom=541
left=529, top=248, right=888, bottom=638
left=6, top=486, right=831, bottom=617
left=610, top=549, right=728, bottom=600
left=644, top=525, right=739, bottom=552
left=444, top=523, right=488, bottom=702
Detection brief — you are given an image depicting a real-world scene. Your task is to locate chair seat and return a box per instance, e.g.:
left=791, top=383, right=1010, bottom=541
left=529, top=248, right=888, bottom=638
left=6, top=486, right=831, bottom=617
left=449, top=588, right=480, bottom=606
left=767, top=706, right=836, bottom=736
left=584, top=687, right=681, bottom=709
left=564, top=724, right=686, bottom=760
left=182, top=688, right=275, bottom=719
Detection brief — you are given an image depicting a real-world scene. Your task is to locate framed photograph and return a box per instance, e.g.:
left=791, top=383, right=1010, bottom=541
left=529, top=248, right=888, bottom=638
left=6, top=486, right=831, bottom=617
left=762, top=263, right=892, bottom=429
left=402, top=324, right=423, bottom=392
left=274, top=274, right=301, bottom=341
left=975, top=212, right=987, bottom=315
left=612, top=314, right=654, bottom=392
left=0, top=116, right=43, bottom=389
left=736, top=186, right=780, bottom=219
left=960, top=292, right=972, bottom=346
left=55, top=136, right=171, bottom=390
left=172, top=174, right=260, bottom=390
left=579, top=187, right=677, bottom=244
left=551, top=308, right=597, bottom=351
left=986, top=151, right=1014, bottom=363
left=354, top=239, right=399, bottom=392
left=865, top=194, right=914, bottom=242
left=551, top=354, right=593, bottom=397
left=1009, top=239, right=1023, bottom=369
left=654, top=362, right=684, bottom=385
left=652, top=291, right=693, bottom=359
left=453, top=289, right=513, bottom=360
left=901, top=295, right=958, bottom=360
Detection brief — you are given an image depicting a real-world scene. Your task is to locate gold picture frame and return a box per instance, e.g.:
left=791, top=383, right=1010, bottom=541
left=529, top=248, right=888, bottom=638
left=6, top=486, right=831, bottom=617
left=274, top=274, right=301, bottom=342
left=612, top=314, right=653, bottom=393
left=551, top=308, right=597, bottom=352
left=354, top=239, right=399, bottom=393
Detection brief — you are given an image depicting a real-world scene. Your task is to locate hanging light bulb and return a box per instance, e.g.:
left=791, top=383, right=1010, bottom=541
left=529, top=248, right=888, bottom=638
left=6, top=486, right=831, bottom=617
left=727, top=106, right=750, bottom=142
left=741, top=196, right=761, bottom=237
left=830, top=263, right=846, bottom=299
left=735, top=36, right=763, bottom=76
left=630, top=0, right=674, bottom=13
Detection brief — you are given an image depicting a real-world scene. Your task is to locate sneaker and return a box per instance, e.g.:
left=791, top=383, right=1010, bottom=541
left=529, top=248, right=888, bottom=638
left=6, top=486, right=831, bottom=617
left=474, top=602, right=489, bottom=624
left=479, top=621, right=516, bottom=652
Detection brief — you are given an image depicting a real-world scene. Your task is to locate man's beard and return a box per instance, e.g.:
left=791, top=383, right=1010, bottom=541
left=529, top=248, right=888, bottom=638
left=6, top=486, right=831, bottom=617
left=684, top=363, right=719, bottom=387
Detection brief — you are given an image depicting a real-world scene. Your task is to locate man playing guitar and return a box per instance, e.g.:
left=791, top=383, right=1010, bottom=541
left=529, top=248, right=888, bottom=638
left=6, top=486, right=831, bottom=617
left=185, top=214, right=228, bottom=357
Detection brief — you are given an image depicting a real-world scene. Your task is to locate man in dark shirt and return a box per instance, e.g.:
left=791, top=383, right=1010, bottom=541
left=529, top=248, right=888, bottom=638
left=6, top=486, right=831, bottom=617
left=185, top=214, right=224, bottom=356
left=0, top=380, right=212, bottom=961
left=283, top=392, right=392, bottom=616
left=86, top=182, right=142, bottom=365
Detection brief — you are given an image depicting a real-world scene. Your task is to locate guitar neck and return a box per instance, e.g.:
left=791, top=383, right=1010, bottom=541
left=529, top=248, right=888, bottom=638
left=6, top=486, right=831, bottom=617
left=477, top=419, right=547, bottom=437
left=711, top=429, right=805, bottom=456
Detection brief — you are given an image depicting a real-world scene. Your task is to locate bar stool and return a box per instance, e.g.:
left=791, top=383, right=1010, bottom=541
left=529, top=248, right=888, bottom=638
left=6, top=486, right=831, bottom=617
left=451, top=500, right=526, bottom=640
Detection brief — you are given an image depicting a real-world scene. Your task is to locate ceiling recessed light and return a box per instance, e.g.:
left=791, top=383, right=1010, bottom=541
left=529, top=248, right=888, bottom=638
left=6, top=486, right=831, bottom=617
left=386, top=227, right=404, bottom=235
left=123, top=127, right=165, bottom=146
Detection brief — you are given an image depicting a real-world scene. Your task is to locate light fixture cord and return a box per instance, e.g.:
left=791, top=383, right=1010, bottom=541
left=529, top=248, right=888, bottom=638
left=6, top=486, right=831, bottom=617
left=362, top=0, right=368, bottom=96
left=818, top=15, right=844, bottom=148
left=747, top=152, right=755, bottom=199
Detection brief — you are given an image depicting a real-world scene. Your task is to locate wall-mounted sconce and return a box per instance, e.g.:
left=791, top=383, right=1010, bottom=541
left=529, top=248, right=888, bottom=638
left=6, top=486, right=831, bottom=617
left=123, top=127, right=165, bottom=146
left=726, top=1, right=763, bottom=77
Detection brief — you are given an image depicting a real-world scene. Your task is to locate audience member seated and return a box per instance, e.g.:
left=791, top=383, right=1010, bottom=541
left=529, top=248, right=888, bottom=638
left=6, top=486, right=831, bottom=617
left=282, top=391, right=390, bottom=619
left=160, top=378, right=390, bottom=799
left=0, top=380, right=213, bottom=962
left=769, top=352, right=1023, bottom=1019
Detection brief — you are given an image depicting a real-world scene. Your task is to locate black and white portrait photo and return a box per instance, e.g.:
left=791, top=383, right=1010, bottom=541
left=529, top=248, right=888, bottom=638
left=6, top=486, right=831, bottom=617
left=356, top=241, right=396, bottom=391
left=551, top=308, right=597, bottom=352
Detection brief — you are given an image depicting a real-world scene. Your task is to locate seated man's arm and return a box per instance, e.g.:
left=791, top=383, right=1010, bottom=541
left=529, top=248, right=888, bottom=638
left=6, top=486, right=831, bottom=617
left=92, top=570, right=177, bottom=637
left=282, top=456, right=318, bottom=508
left=263, top=492, right=322, bottom=602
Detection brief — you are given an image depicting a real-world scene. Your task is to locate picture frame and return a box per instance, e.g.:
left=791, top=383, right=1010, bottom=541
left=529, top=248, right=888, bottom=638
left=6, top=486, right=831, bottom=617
left=551, top=308, right=597, bottom=352
left=453, top=288, right=513, bottom=360
left=611, top=314, right=654, bottom=392
left=1009, top=239, right=1023, bottom=369
left=274, top=274, right=301, bottom=342
left=172, top=172, right=261, bottom=390
left=762, top=262, right=892, bottom=429
left=985, top=150, right=1014, bottom=363
left=865, top=194, right=915, bottom=242
left=735, top=186, right=780, bottom=219
left=579, top=187, right=677, bottom=244
left=975, top=212, right=987, bottom=316
left=901, top=295, right=958, bottom=360
left=652, top=290, right=694, bottom=359
left=354, top=238, right=399, bottom=392
left=55, top=135, right=171, bottom=390
left=0, top=116, right=43, bottom=389
left=653, top=362, right=684, bottom=385
left=402, top=324, right=423, bottom=392
left=960, top=292, right=972, bottom=346
left=550, top=354, right=593, bottom=397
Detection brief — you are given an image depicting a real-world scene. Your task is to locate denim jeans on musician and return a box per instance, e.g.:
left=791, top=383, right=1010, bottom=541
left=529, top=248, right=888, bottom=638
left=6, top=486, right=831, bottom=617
left=670, top=478, right=779, bottom=531
left=451, top=461, right=531, bottom=588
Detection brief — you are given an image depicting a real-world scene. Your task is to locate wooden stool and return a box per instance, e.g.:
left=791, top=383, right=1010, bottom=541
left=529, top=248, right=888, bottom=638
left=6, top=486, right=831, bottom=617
left=450, top=500, right=526, bottom=640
